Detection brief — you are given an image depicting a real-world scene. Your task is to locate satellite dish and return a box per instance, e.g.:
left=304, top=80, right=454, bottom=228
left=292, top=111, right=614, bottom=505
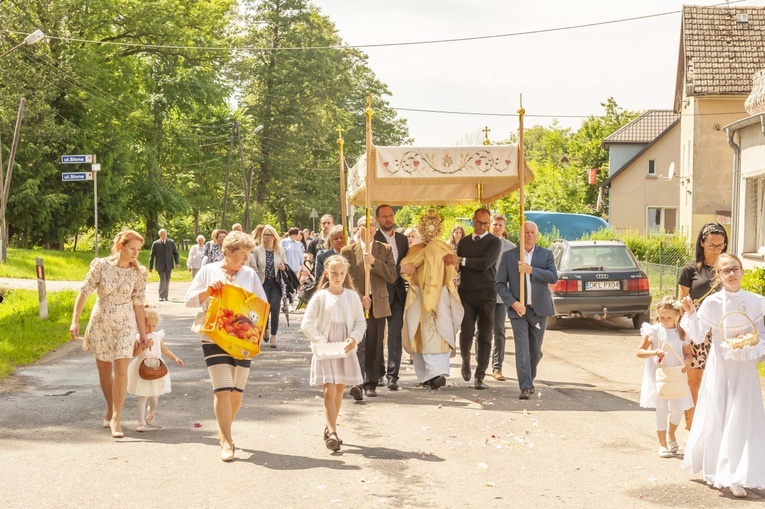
left=668, top=162, right=676, bottom=180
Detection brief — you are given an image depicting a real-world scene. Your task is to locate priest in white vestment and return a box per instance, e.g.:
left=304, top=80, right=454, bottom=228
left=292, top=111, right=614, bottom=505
left=401, top=211, right=464, bottom=388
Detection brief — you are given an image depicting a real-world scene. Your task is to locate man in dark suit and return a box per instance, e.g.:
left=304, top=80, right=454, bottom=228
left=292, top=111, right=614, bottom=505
left=496, top=221, right=558, bottom=400
left=444, top=208, right=501, bottom=390
left=342, top=215, right=398, bottom=399
left=374, top=204, right=411, bottom=391
left=149, top=228, right=180, bottom=301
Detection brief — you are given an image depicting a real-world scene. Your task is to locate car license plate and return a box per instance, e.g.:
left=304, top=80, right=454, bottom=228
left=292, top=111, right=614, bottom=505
left=585, top=281, right=620, bottom=291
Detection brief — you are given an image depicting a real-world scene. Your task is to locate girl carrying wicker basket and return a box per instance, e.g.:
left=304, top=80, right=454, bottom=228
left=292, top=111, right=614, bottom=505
left=681, top=253, right=765, bottom=498
left=127, top=306, right=184, bottom=432
left=636, top=296, right=694, bottom=458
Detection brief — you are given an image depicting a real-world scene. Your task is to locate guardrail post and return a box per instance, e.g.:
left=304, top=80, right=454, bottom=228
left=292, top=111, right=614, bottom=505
left=36, top=257, right=48, bottom=319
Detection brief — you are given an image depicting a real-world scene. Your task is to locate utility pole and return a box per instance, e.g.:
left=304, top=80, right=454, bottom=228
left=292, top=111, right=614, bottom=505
left=237, top=122, right=250, bottom=232
left=0, top=98, right=25, bottom=263
left=222, top=123, right=234, bottom=229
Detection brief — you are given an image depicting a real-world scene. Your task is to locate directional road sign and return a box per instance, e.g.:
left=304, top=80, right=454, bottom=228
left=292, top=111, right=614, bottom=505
left=62, top=172, right=93, bottom=181
left=61, top=155, right=94, bottom=164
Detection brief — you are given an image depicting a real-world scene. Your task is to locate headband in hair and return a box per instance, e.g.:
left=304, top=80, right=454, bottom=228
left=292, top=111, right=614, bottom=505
left=701, top=223, right=725, bottom=237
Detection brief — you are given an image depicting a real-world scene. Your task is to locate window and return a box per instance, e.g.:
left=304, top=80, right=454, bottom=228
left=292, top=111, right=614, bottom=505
left=647, top=207, right=677, bottom=234
left=648, top=159, right=656, bottom=176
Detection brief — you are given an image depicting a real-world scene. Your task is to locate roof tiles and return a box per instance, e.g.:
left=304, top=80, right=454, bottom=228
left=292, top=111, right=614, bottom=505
left=603, top=110, right=680, bottom=144
left=682, top=5, right=765, bottom=95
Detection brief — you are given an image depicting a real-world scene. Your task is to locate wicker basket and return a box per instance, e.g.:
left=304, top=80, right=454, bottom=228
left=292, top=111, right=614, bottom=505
left=138, top=356, right=168, bottom=380
left=720, top=311, right=759, bottom=350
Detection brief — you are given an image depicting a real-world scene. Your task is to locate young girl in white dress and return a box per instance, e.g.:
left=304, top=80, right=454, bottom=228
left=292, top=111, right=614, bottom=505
left=681, top=253, right=765, bottom=498
left=637, top=296, right=693, bottom=458
left=300, top=255, right=366, bottom=452
left=127, top=306, right=184, bottom=431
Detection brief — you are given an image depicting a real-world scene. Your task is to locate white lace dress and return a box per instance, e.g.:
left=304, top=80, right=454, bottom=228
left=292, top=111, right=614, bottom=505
left=681, top=290, right=765, bottom=489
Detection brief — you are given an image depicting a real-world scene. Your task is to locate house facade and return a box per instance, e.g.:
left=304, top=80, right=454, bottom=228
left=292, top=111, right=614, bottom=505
left=724, top=67, right=765, bottom=269
left=601, top=110, right=681, bottom=235
left=673, top=5, right=765, bottom=241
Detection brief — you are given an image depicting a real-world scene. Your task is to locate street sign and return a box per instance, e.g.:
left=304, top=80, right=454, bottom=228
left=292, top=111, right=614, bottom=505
left=309, top=207, right=319, bottom=218
left=61, top=155, right=94, bottom=164
left=62, top=172, right=93, bottom=181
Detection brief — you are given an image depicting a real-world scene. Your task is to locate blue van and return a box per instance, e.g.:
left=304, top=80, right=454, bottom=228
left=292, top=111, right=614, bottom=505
left=525, top=211, right=611, bottom=240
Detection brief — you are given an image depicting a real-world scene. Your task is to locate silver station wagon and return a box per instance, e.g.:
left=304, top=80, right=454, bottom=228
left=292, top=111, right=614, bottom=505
left=547, top=240, right=651, bottom=329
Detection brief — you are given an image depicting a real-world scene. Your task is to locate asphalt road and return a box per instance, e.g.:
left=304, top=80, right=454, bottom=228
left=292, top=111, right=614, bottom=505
left=0, top=279, right=760, bottom=508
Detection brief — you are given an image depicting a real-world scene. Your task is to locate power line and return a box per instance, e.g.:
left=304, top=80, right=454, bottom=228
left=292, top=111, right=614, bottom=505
left=392, top=106, right=749, bottom=119
left=4, top=1, right=748, bottom=53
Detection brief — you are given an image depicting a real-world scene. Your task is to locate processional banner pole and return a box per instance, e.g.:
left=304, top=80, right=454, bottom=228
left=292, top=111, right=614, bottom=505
left=337, top=126, right=348, bottom=245
left=518, top=95, right=526, bottom=306
left=364, top=95, right=373, bottom=318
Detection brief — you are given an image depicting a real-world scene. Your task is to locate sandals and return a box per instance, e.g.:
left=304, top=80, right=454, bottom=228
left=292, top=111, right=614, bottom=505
left=324, top=427, right=343, bottom=445
left=325, top=432, right=341, bottom=452
left=136, top=423, right=146, bottom=432
left=146, top=411, right=155, bottom=425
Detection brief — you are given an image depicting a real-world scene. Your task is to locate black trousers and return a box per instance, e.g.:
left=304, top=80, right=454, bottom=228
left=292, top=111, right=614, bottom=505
left=356, top=311, right=386, bottom=390
left=262, top=278, right=281, bottom=336
left=458, top=294, right=496, bottom=381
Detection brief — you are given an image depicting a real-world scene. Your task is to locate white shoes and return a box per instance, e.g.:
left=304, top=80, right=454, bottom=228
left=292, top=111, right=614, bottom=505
left=658, top=447, right=672, bottom=458
left=667, top=440, right=679, bottom=454
left=730, top=486, right=747, bottom=498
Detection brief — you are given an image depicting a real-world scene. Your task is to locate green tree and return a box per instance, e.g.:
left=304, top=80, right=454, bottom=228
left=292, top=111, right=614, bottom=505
left=233, top=0, right=409, bottom=230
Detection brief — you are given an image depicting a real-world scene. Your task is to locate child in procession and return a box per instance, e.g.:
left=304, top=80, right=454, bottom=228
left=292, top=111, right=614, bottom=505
left=681, top=253, right=765, bottom=498
left=127, top=306, right=184, bottom=431
left=636, top=296, right=693, bottom=458
left=300, top=255, right=366, bottom=452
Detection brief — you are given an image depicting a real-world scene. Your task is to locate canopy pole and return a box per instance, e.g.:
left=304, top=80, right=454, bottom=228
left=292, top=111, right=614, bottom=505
left=518, top=95, right=526, bottom=306
left=337, top=126, right=348, bottom=245
left=364, top=95, right=373, bottom=318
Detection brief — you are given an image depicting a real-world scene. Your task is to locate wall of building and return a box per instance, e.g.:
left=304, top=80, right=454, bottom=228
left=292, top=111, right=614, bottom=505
left=608, top=125, right=681, bottom=233
left=684, top=97, right=745, bottom=241
left=607, top=144, right=644, bottom=177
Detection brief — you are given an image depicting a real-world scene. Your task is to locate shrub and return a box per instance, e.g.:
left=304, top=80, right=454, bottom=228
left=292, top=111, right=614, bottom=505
left=742, top=266, right=765, bottom=295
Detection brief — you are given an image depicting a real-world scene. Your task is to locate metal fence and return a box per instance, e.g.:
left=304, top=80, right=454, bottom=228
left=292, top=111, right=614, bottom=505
left=639, top=261, right=683, bottom=300
left=637, top=241, right=692, bottom=301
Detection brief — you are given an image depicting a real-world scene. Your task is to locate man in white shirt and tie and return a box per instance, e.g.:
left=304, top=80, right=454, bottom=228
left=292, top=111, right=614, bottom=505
left=495, top=221, right=557, bottom=400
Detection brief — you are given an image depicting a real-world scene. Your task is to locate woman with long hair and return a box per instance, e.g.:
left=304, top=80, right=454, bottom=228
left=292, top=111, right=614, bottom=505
left=185, top=231, right=267, bottom=461
left=677, top=222, right=727, bottom=434
left=252, top=224, right=265, bottom=247
left=249, top=224, right=286, bottom=348
left=447, top=224, right=465, bottom=253
left=70, top=230, right=149, bottom=439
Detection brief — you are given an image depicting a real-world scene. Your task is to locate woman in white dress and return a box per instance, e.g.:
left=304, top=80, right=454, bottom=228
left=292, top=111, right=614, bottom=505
left=301, top=255, right=365, bottom=452
left=681, top=253, right=765, bottom=498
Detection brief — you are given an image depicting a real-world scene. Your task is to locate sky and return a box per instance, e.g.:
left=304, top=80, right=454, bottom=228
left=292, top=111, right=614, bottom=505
left=313, top=0, right=765, bottom=146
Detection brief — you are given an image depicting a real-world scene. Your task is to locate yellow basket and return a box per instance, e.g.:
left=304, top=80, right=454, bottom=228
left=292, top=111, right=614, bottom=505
left=201, top=284, right=270, bottom=360
left=720, top=311, right=759, bottom=350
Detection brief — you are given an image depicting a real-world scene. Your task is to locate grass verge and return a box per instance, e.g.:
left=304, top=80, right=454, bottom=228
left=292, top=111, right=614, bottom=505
left=0, top=247, right=192, bottom=282
left=0, top=289, right=94, bottom=381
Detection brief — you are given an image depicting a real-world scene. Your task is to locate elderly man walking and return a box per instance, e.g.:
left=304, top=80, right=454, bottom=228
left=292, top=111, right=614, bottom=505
left=496, top=221, right=557, bottom=400
left=149, top=228, right=180, bottom=301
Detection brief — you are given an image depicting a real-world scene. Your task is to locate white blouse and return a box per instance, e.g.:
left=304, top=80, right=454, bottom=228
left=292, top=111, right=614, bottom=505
left=184, top=262, right=267, bottom=310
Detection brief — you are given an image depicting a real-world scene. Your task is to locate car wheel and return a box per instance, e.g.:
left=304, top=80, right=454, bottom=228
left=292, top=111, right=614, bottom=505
left=546, top=315, right=559, bottom=330
left=632, top=313, right=649, bottom=329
